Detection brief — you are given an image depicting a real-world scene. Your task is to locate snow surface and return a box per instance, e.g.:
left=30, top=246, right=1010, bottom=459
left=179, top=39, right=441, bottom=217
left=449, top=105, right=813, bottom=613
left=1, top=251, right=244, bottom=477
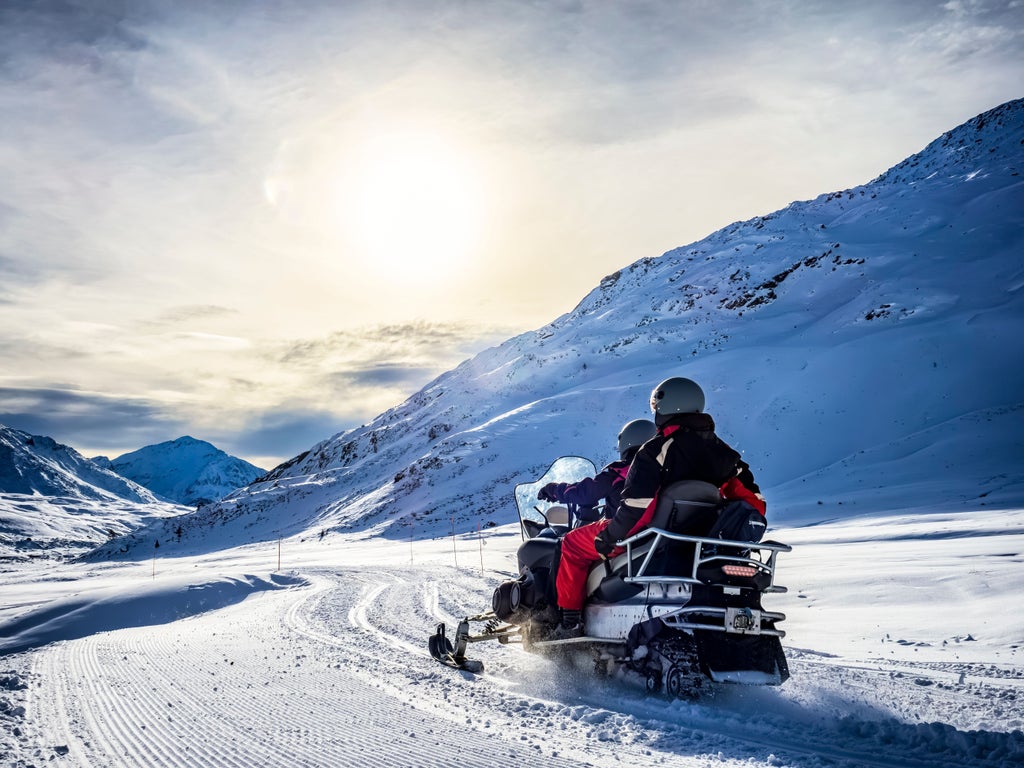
left=1, top=511, right=1022, bottom=767
left=0, top=101, right=1022, bottom=767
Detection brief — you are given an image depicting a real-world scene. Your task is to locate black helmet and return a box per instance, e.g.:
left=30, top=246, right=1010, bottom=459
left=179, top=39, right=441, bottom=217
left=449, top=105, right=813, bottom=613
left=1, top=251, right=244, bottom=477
left=616, top=419, right=657, bottom=460
left=650, top=377, right=705, bottom=426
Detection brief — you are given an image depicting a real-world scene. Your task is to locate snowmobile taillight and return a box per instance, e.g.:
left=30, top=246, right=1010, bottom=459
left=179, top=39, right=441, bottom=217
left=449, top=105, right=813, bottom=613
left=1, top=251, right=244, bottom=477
left=722, top=565, right=758, bottom=578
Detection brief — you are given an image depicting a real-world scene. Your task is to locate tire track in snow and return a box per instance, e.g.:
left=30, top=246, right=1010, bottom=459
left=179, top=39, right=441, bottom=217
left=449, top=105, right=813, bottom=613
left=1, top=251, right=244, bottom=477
left=29, top=591, right=326, bottom=767
left=19, top=564, right=1022, bottom=767
left=23, top=568, right=588, bottom=768
left=36, top=634, right=198, bottom=767
left=278, top=568, right=592, bottom=766
left=793, top=651, right=1024, bottom=690
left=283, top=568, right=626, bottom=766
left=314, top=565, right=1023, bottom=768
left=77, top=634, right=183, bottom=767
left=27, top=586, right=370, bottom=766
left=153, top=586, right=427, bottom=767
left=31, top=642, right=95, bottom=765
left=124, top=629, right=299, bottom=768
left=780, top=652, right=1024, bottom=748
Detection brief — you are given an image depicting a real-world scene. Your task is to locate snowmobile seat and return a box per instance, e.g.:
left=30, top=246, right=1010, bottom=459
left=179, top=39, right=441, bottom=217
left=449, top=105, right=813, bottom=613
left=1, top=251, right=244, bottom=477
left=641, top=480, right=723, bottom=576
left=585, top=481, right=723, bottom=601
left=585, top=532, right=676, bottom=603
left=587, top=571, right=644, bottom=604
left=649, top=480, right=722, bottom=533
left=544, top=505, right=571, bottom=527
left=517, top=536, right=559, bottom=574
left=521, top=504, right=571, bottom=540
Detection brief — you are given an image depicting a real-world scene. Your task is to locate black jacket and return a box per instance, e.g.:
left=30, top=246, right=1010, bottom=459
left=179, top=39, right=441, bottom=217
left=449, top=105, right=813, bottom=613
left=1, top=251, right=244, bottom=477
left=545, top=459, right=630, bottom=519
left=602, top=413, right=760, bottom=543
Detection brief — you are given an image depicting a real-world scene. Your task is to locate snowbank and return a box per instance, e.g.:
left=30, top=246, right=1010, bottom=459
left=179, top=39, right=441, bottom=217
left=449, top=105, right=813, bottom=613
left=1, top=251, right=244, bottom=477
left=0, top=571, right=305, bottom=655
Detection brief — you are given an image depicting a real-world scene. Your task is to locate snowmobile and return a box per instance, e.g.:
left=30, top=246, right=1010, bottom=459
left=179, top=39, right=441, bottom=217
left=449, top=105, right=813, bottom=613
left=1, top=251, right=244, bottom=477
left=428, top=457, right=792, bottom=696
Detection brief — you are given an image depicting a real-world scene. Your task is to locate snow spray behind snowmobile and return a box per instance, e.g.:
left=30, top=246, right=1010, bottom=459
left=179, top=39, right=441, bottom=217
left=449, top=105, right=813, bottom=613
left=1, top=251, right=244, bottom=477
left=428, top=457, right=791, bottom=696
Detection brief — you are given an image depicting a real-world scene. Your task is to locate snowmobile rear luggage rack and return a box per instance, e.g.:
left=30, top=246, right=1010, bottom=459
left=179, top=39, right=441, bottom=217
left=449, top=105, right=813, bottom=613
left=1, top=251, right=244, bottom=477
left=616, top=528, right=791, bottom=593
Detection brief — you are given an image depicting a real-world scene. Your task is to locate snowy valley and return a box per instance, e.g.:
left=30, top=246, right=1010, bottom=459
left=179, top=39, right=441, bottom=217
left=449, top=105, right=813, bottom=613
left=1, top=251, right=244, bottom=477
left=0, top=426, right=186, bottom=562
left=0, top=100, right=1022, bottom=767
left=0, top=429, right=266, bottom=563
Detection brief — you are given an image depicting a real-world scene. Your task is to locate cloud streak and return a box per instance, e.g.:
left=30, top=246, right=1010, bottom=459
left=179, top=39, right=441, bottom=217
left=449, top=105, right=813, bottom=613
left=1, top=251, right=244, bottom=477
left=0, top=386, right=189, bottom=457
left=0, top=319, right=512, bottom=465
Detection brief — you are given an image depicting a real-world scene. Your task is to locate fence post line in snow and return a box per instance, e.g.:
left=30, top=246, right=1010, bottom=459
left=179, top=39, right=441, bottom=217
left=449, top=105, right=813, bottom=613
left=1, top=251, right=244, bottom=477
left=451, top=517, right=458, bottom=568
left=478, top=521, right=484, bottom=575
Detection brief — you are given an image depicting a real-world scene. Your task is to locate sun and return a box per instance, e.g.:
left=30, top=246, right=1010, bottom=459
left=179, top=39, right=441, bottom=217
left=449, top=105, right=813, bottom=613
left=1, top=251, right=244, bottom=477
left=346, top=130, right=485, bottom=281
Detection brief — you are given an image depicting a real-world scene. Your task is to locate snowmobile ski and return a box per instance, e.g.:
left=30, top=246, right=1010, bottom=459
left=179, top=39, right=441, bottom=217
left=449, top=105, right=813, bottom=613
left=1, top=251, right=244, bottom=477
left=428, top=621, right=485, bottom=673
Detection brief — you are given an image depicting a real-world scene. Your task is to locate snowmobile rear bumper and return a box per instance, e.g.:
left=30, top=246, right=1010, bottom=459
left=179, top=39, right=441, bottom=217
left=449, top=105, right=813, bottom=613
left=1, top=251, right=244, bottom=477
left=661, top=605, right=787, bottom=637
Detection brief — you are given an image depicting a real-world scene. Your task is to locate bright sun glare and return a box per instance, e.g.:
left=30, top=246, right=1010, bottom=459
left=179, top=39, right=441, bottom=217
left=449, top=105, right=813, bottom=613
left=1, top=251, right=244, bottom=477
left=346, top=131, right=485, bottom=281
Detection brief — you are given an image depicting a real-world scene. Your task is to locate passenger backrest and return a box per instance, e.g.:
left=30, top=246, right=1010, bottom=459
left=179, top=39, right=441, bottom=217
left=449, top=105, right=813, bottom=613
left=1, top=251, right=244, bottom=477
left=545, top=505, right=570, bottom=526
left=649, top=480, right=722, bottom=533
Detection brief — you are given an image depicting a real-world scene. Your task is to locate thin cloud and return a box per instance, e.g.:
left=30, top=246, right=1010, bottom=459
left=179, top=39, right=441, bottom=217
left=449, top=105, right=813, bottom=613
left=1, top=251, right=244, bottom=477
left=0, top=319, right=511, bottom=464
left=277, top=322, right=511, bottom=367
left=150, top=305, right=239, bottom=326
left=0, top=386, right=189, bottom=458
left=221, top=407, right=350, bottom=469
left=329, top=364, right=437, bottom=389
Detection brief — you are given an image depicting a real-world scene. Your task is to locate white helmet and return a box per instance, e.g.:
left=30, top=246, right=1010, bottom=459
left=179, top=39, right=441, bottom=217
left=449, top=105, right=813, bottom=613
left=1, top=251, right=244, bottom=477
left=616, top=419, right=657, bottom=460
left=650, top=377, right=705, bottom=426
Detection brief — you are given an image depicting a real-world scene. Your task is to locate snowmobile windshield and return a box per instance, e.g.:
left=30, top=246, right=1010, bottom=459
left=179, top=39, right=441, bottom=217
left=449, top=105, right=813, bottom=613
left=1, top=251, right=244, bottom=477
left=515, top=456, right=597, bottom=537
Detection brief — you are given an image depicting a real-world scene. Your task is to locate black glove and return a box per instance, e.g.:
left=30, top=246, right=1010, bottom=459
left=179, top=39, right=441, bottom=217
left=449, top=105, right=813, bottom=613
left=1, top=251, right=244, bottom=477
left=538, top=483, right=560, bottom=502
left=594, top=530, right=617, bottom=558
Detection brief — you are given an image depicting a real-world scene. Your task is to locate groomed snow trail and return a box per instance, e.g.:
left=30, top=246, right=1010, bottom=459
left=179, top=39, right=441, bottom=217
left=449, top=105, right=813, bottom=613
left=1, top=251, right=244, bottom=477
left=21, top=570, right=583, bottom=767
left=16, top=564, right=1024, bottom=767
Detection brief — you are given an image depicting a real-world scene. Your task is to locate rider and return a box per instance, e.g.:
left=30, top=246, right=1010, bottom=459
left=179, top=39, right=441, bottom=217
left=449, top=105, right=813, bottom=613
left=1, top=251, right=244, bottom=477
left=550, top=376, right=765, bottom=640
left=537, top=419, right=657, bottom=525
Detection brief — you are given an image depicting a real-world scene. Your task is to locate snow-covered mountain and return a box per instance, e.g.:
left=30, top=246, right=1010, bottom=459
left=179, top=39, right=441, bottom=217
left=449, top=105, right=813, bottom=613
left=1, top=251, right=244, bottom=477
left=0, top=425, right=185, bottom=561
left=90, top=99, right=1024, bottom=560
left=0, top=426, right=158, bottom=503
left=101, top=436, right=266, bottom=507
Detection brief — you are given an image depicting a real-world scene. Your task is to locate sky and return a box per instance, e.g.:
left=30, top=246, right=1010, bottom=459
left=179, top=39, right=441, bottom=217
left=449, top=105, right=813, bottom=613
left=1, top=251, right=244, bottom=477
left=0, top=0, right=1022, bottom=469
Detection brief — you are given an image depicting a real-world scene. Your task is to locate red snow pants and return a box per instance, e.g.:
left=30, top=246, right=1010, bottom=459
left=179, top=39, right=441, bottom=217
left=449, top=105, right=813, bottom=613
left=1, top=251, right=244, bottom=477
left=555, top=519, right=623, bottom=611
